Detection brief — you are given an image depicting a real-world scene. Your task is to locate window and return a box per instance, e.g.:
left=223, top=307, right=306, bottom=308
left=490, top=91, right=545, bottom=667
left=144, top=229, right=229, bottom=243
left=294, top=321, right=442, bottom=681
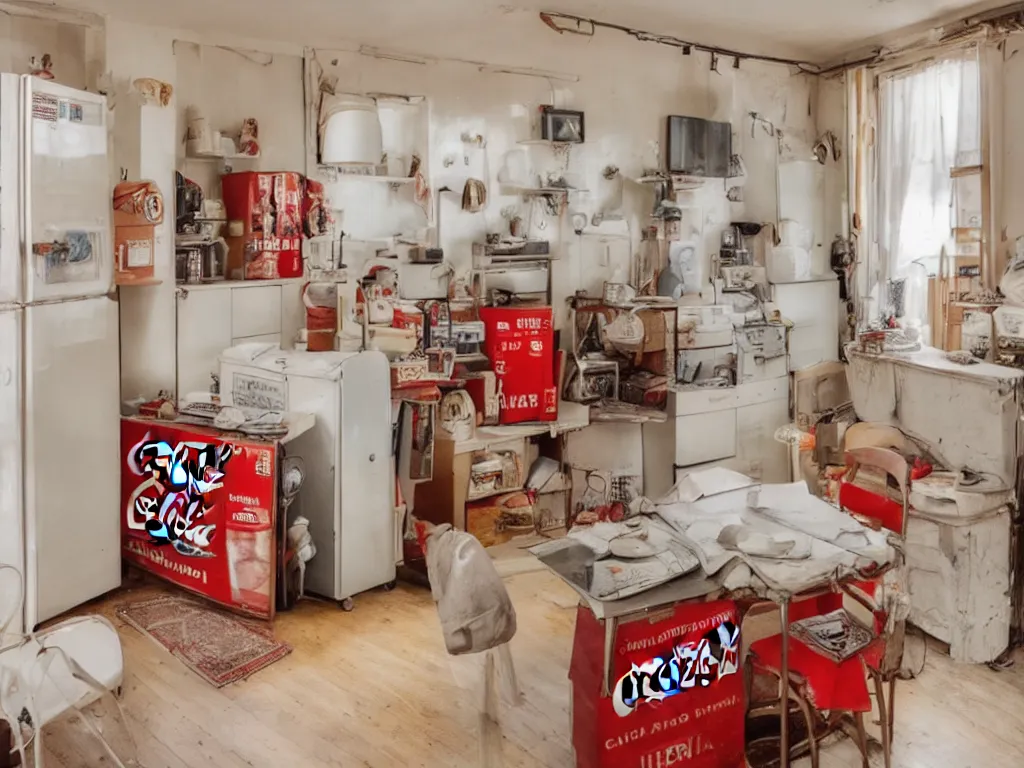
left=876, top=49, right=981, bottom=278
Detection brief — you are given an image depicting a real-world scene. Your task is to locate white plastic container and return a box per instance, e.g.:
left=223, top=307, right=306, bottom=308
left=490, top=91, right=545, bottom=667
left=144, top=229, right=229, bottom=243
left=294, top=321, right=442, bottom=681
left=319, top=94, right=383, bottom=166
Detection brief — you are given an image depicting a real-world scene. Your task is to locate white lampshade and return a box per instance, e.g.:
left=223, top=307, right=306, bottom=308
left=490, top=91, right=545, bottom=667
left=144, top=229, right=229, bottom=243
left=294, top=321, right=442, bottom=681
left=320, top=94, right=383, bottom=166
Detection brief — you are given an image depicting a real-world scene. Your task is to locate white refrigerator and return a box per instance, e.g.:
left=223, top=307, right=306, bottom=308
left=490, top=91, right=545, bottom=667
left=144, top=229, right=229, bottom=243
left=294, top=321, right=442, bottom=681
left=0, top=75, right=120, bottom=632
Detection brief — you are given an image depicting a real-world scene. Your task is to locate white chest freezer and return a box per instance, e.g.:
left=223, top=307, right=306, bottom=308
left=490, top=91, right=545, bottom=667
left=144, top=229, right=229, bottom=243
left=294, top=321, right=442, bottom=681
left=220, top=344, right=394, bottom=603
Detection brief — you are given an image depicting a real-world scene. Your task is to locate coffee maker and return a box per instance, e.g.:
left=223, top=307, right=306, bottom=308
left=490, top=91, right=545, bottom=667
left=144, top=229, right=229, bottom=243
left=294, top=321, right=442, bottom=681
left=719, top=225, right=744, bottom=268
left=719, top=222, right=761, bottom=268
left=174, top=171, right=227, bottom=283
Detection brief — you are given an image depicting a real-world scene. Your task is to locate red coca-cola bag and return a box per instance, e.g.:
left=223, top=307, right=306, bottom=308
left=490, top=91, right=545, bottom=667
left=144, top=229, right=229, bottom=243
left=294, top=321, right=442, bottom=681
left=480, top=307, right=558, bottom=424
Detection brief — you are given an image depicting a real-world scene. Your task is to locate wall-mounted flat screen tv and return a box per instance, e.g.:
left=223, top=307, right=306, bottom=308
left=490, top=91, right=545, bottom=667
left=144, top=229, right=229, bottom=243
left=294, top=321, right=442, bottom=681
left=666, top=116, right=732, bottom=178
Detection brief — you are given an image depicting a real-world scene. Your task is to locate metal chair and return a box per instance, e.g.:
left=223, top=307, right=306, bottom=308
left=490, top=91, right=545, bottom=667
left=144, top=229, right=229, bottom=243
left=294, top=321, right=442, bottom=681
left=839, top=446, right=912, bottom=768
left=745, top=446, right=910, bottom=768
left=743, top=600, right=822, bottom=768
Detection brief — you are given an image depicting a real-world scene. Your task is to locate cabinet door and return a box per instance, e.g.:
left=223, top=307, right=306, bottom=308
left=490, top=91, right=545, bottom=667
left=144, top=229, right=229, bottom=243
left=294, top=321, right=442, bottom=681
left=736, top=398, right=791, bottom=483
left=676, top=410, right=737, bottom=467
left=773, top=281, right=839, bottom=370
left=26, top=298, right=121, bottom=626
left=176, top=287, right=232, bottom=398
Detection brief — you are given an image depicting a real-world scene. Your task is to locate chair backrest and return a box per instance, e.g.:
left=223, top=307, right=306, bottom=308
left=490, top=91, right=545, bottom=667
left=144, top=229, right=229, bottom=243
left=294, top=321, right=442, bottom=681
left=840, top=447, right=911, bottom=537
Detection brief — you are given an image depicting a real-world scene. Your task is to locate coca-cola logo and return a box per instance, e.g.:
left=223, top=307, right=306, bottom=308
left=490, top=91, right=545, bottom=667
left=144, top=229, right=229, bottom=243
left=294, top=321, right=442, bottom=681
left=612, top=622, right=739, bottom=718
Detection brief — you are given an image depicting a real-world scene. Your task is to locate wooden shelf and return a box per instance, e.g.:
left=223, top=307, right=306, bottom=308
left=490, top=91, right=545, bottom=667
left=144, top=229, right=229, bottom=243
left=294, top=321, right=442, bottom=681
left=517, top=186, right=586, bottom=196
left=632, top=174, right=707, bottom=191
left=517, top=139, right=577, bottom=147
left=951, top=165, right=983, bottom=178
left=317, top=167, right=415, bottom=184
left=953, top=227, right=982, bottom=244
left=186, top=151, right=260, bottom=162
left=331, top=175, right=415, bottom=184
left=950, top=300, right=1001, bottom=309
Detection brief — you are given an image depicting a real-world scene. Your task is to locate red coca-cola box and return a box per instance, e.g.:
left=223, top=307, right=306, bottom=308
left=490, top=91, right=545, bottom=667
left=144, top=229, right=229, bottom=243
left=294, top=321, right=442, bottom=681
left=480, top=306, right=558, bottom=424
left=222, top=171, right=304, bottom=280
left=121, top=417, right=279, bottom=620
left=570, top=600, right=745, bottom=768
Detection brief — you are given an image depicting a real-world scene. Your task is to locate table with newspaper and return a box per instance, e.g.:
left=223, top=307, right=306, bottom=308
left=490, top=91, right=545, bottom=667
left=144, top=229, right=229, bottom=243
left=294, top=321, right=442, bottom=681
left=530, top=468, right=897, bottom=768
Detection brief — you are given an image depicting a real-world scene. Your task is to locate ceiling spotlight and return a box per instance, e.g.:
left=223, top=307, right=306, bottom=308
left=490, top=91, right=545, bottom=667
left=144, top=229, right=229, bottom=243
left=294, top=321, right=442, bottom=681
left=682, top=45, right=692, bottom=55
left=710, top=52, right=719, bottom=73
left=734, top=57, right=741, bottom=69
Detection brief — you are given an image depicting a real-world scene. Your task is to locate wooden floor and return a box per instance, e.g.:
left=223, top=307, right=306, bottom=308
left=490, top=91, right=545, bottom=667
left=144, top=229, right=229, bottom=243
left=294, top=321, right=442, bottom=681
left=36, top=569, right=1024, bottom=768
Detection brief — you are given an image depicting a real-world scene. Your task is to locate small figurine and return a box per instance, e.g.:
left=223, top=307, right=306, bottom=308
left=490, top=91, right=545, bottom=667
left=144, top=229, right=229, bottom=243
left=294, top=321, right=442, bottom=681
left=239, top=118, right=259, bottom=156
left=30, top=54, right=54, bottom=80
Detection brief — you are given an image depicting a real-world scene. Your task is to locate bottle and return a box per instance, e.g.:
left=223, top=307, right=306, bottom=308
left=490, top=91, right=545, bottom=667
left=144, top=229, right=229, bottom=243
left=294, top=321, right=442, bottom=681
left=774, top=425, right=816, bottom=451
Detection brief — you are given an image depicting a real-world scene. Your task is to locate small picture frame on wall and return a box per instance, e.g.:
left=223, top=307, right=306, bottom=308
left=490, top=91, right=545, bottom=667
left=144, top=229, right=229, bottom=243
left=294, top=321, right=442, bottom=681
left=541, top=106, right=585, bottom=143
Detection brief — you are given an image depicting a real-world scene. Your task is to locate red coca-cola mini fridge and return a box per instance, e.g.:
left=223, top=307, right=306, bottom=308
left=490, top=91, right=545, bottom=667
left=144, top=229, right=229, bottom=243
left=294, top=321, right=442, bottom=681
left=222, top=171, right=304, bottom=280
left=480, top=306, right=558, bottom=424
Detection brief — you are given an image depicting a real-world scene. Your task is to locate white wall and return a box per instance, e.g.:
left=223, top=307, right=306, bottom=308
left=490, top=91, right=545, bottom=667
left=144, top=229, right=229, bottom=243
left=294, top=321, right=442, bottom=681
left=0, top=15, right=89, bottom=88
left=305, top=33, right=821, bottom=332
left=174, top=42, right=305, bottom=195
left=107, top=19, right=178, bottom=400
left=816, top=73, right=848, bottom=244
left=3, top=10, right=833, bottom=398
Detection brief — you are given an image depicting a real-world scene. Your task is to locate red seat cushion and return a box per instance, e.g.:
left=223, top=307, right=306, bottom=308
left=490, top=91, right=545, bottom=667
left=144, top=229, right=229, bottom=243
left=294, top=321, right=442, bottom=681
left=750, top=633, right=881, bottom=712
left=838, top=482, right=904, bottom=534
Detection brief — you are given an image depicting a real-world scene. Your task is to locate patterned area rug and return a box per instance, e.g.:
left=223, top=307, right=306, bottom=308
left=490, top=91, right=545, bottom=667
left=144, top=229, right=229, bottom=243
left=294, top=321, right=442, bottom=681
left=116, top=594, right=292, bottom=688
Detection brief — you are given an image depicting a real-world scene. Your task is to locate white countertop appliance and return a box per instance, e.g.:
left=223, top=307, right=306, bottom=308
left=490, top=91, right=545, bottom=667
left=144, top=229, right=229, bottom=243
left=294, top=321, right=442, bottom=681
left=219, top=344, right=395, bottom=604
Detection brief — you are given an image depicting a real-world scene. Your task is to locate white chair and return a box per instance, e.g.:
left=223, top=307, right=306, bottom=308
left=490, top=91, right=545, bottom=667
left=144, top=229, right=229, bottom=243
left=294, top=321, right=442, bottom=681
left=0, top=565, right=133, bottom=766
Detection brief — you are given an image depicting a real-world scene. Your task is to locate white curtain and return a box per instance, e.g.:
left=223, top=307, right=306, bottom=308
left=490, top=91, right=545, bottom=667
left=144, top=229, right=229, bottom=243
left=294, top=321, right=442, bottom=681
left=877, top=51, right=980, bottom=280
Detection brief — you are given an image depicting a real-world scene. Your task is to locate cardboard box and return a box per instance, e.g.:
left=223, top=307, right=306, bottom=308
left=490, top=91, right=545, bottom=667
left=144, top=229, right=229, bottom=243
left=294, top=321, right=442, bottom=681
left=638, top=309, right=667, bottom=353
left=464, top=371, right=499, bottom=426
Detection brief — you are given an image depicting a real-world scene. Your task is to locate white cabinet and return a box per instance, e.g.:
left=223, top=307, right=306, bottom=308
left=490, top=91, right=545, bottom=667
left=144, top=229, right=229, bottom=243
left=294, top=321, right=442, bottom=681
left=643, top=377, right=791, bottom=499
left=905, top=510, right=1012, bottom=663
left=176, top=279, right=305, bottom=397
left=676, top=410, right=736, bottom=466
left=772, top=278, right=840, bottom=371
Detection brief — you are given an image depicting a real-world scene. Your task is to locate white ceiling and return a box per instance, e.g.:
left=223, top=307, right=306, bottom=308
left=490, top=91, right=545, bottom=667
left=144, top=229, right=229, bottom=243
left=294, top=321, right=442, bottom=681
left=45, top=0, right=1013, bottom=63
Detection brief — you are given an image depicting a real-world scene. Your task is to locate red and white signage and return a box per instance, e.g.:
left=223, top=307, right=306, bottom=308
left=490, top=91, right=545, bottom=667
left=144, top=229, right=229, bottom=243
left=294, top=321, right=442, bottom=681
left=480, top=307, right=558, bottom=424
left=120, top=418, right=278, bottom=620
left=570, top=600, right=745, bottom=768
